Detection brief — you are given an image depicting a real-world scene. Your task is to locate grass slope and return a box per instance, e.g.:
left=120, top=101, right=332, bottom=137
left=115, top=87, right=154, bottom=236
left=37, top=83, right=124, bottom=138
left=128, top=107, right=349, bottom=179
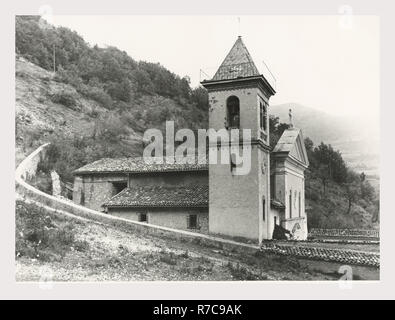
left=16, top=200, right=342, bottom=281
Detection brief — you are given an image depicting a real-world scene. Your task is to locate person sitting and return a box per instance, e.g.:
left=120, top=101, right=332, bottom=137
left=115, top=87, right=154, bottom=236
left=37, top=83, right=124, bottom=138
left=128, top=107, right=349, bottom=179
left=272, top=223, right=292, bottom=240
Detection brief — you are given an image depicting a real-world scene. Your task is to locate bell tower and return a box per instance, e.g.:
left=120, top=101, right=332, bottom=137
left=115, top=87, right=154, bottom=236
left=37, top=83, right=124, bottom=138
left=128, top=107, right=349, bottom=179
left=201, top=36, right=276, bottom=243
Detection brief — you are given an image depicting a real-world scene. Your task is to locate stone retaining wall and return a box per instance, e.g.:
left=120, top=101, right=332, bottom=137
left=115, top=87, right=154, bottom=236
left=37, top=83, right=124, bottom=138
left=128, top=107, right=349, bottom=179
left=261, top=243, right=380, bottom=268
left=309, top=228, right=379, bottom=239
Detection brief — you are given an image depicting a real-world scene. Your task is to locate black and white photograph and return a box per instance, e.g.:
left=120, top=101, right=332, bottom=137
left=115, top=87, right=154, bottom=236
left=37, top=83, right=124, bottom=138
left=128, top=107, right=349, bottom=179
left=3, top=0, right=395, bottom=302
left=13, top=13, right=380, bottom=282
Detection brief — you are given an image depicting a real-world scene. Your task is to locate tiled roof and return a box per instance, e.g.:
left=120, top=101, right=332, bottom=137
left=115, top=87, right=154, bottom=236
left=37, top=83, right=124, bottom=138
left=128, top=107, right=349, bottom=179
left=74, top=156, right=208, bottom=175
left=103, top=185, right=209, bottom=208
left=261, top=243, right=380, bottom=267
left=212, top=36, right=261, bottom=81
left=272, top=128, right=309, bottom=167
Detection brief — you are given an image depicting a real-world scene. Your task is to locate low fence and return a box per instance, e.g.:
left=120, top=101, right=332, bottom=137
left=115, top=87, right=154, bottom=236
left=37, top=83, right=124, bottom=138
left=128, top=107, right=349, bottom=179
left=309, top=228, right=380, bottom=239
left=261, top=243, right=379, bottom=268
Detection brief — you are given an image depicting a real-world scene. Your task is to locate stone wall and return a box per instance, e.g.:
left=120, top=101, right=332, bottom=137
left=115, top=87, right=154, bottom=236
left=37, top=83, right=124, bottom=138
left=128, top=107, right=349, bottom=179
left=15, top=143, right=49, bottom=181
left=73, top=173, right=128, bottom=211
left=309, top=228, right=380, bottom=239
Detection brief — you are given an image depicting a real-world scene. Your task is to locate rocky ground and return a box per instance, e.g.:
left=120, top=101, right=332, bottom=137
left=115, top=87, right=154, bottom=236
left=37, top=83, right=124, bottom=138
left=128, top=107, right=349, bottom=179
left=15, top=56, right=142, bottom=167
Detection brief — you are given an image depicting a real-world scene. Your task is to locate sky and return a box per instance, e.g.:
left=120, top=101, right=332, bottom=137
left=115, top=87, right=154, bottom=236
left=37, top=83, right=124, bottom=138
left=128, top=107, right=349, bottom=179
left=51, top=15, right=379, bottom=122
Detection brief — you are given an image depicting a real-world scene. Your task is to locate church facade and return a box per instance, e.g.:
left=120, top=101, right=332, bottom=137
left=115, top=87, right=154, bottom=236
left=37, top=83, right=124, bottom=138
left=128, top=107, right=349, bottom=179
left=73, top=37, right=309, bottom=243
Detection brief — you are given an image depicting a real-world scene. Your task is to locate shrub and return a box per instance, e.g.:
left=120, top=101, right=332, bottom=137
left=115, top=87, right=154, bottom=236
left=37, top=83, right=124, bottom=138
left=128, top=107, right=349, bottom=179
left=227, top=262, right=262, bottom=280
left=89, top=256, right=122, bottom=268
left=37, top=143, right=61, bottom=174
left=80, top=84, right=113, bottom=108
left=15, top=201, right=79, bottom=261
left=307, top=188, right=320, bottom=201
left=37, top=96, right=45, bottom=103
left=159, top=251, right=178, bottom=265
left=50, top=90, right=79, bottom=109
left=74, top=239, right=90, bottom=252
left=26, top=171, right=52, bottom=194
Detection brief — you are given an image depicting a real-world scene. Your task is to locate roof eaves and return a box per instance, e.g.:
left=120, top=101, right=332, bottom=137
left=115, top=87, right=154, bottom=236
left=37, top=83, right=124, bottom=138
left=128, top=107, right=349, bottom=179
left=74, top=166, right=209, bottom=175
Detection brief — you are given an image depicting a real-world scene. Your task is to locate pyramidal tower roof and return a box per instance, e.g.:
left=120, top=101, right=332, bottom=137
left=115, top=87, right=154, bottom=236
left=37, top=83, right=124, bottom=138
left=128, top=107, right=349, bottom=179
left=212, top=36, right=261, bottom=81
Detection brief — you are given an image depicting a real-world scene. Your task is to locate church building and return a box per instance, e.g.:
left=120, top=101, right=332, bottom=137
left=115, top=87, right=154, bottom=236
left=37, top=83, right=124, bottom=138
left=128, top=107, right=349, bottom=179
left=73, top=36, right=309, bottom=243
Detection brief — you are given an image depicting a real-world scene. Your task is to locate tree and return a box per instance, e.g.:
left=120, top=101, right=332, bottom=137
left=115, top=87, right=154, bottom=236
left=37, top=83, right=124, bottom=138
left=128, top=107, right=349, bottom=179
left=131, top=68, right=154, bottom=95
left=372, top=198, right=380, bottom=223
left=191, top=87, right=208, bottom=111
left=313, top=142, right=348, bottom=184
left=304, top=137, right=314, bottom=152
left=343, top=169, right=361, bottom=215
left=344, top=181, right=360, bottom=215
left=269, top=115, right=289, bottom=149
left=361, top=180, right=375, bottom=202
left=317, top=164, right=330, bottom=195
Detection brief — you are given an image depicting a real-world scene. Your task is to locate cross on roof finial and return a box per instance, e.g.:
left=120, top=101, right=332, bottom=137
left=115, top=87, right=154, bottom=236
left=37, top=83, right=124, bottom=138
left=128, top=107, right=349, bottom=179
left=237, top=17, right=241, bottom=37
left=289, top=108, right=294, bottom=128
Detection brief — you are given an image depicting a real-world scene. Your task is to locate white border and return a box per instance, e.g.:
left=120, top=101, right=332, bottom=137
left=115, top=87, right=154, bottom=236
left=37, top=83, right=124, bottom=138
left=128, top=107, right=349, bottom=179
left=1, top=0, right=393, bottom=299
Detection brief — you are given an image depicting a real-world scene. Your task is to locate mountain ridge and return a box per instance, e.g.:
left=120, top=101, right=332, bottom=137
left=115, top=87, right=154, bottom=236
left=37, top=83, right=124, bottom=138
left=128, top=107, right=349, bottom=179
left=270, top=102, right=379, bottom=180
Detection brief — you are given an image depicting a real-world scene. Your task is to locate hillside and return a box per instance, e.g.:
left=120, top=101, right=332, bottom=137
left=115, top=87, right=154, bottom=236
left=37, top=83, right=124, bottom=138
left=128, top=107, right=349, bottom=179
left=15, top=16, right=207, bottom=166
left=15, top=17, right=208, bottom=183
left=17, top=200, right=377, bottom=281
left=15, top=57, right=140, bottom=164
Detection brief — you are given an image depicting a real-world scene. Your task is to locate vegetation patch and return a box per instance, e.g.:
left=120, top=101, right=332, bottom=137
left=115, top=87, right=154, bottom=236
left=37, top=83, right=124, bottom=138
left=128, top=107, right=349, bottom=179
left=15, top=201, right=88, bottom=262
left=49, top=90, right=79, bottom=110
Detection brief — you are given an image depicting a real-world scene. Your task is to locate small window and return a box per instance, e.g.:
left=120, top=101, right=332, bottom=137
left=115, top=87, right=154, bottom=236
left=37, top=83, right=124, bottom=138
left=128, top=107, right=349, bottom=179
left=139, top=212, right=147, bottom=222
left=187, top=214, right=198, bottom=229
left=289, top=190, right=292, bottom=219
left=274, top=216, right=277, bottom=226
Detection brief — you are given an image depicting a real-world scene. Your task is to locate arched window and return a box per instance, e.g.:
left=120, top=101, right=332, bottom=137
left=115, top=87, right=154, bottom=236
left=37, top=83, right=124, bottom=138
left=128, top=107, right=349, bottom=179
left=226, top=96, right=240, bottom=129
